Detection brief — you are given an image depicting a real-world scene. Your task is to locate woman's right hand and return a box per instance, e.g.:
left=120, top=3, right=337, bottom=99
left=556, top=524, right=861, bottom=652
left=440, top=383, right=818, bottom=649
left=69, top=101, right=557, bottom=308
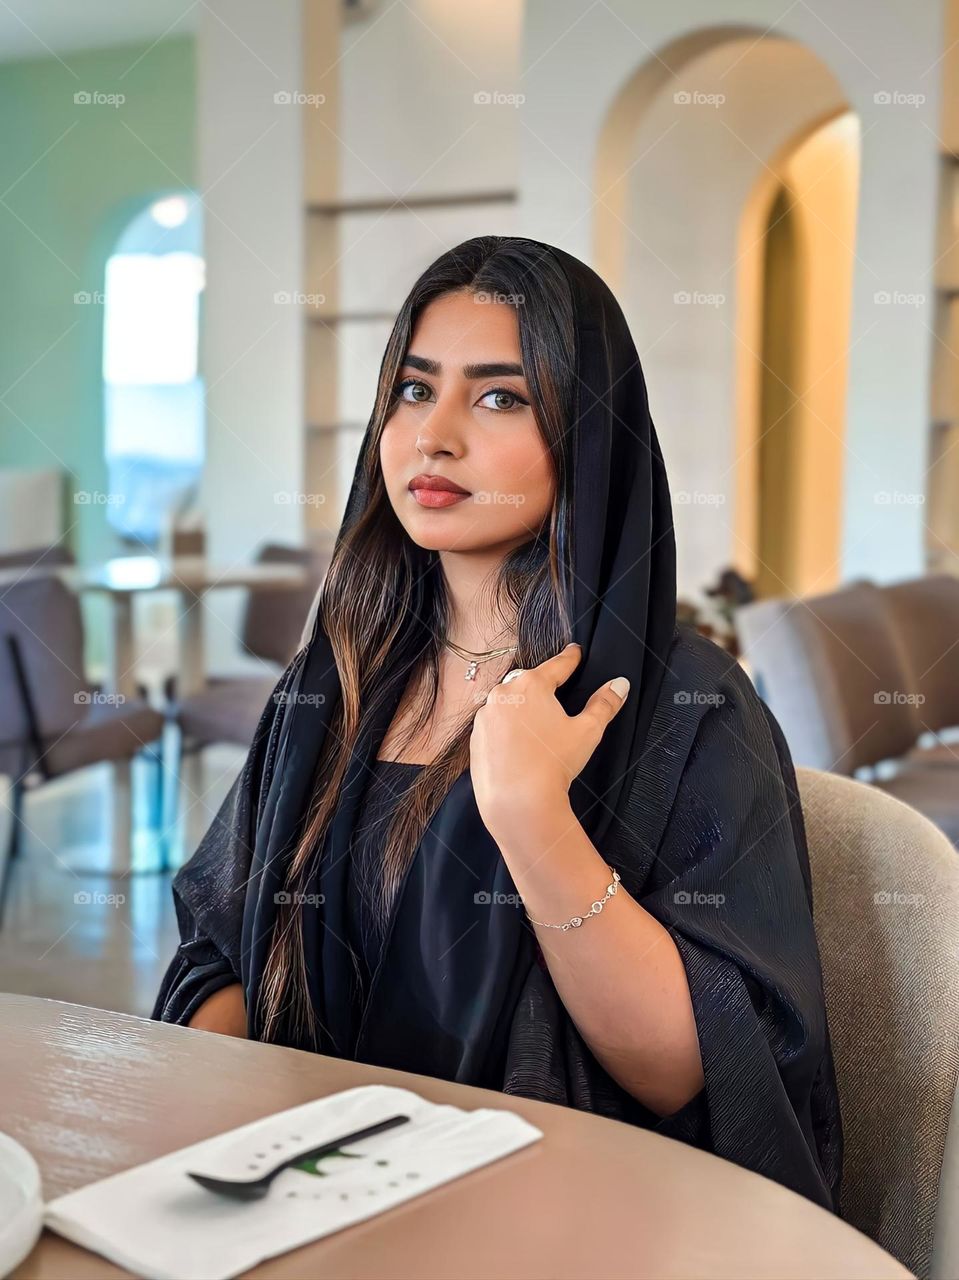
left=187, top=982, right=248, bottom=1037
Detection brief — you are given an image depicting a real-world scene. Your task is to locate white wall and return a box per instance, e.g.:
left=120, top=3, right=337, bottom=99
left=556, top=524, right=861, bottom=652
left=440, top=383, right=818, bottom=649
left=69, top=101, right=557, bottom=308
left=196, top=0, right=306, bottom=672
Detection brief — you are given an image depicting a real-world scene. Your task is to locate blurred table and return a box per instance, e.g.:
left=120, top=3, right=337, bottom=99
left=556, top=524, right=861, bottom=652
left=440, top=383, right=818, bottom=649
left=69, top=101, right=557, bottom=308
left=2, top=994, right=913, bottom=1280
left=0, top=555, right=309, bottom=701
left=64, top=554, right=309, bottom=699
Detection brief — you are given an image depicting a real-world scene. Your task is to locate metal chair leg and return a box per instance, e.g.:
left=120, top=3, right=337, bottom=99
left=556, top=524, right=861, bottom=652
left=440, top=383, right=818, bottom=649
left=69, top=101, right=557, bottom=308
left=0, top=776, right=26, bottom=929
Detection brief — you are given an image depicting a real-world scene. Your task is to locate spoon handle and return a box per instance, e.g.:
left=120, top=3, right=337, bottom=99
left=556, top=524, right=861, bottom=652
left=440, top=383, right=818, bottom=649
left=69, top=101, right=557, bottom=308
left=269, top=1112, right=411, bottom=1181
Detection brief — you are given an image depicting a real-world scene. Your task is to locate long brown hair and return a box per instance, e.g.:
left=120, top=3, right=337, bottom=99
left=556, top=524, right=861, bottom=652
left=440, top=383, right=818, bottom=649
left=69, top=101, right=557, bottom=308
left=256, top=237, right=579, bottom=1048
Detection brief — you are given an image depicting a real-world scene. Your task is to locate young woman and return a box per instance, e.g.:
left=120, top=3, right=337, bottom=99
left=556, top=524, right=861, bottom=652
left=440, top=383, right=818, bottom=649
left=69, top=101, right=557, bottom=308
left=153, top=236, right=843, bottom=1213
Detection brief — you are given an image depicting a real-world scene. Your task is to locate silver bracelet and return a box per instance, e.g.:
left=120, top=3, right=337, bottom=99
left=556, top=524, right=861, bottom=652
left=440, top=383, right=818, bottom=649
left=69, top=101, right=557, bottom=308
left=526, top=867, right=622, bottom=931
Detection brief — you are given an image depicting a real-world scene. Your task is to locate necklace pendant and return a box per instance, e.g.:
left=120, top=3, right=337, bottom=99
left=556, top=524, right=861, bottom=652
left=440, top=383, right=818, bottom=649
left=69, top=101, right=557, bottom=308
left=464, top=660, right=478, bottom=681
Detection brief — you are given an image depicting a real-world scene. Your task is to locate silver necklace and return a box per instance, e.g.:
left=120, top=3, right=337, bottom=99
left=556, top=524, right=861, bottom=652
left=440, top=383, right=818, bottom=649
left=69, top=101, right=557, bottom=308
left=443, top=637, right=517, bottom=682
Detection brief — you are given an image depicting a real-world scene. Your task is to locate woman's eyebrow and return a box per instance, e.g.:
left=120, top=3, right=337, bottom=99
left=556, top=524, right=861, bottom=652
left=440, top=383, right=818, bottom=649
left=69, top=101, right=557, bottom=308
left=402, top=353, right=525, bottom=379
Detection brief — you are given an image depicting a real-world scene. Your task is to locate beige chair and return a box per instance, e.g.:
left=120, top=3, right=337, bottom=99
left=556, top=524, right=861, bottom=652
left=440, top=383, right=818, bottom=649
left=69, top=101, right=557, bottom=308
left=798, top=766, right=959, bottom=1279
left=882, top=574, right=959, bottom=766
left=736, top=583, right=959, bottom=845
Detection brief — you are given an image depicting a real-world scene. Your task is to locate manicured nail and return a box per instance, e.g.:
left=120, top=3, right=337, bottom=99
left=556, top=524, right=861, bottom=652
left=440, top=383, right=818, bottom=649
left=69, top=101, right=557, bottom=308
left=609, top=676, right=630, bottom=699
left=566, top=641, right=580, bottom=650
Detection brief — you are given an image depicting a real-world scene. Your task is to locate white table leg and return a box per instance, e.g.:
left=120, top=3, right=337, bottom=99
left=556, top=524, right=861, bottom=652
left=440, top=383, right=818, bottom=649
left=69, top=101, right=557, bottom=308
left=106, top=593, right=137, bottom=702
left=55, top=759, right=132, bottom=876
left=177, top=588, right=206, bottom=698
left=106, top=758, right=133, bottom=872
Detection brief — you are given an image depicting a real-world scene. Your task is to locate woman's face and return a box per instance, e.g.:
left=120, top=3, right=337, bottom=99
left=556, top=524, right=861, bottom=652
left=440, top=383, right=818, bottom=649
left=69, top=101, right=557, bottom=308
left=379, top=291, right=555, bottom=556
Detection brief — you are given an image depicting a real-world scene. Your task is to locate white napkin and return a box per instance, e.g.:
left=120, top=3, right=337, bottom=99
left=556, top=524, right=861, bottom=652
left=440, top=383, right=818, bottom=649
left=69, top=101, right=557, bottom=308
left=42, top=1083, right=543, bottom=1280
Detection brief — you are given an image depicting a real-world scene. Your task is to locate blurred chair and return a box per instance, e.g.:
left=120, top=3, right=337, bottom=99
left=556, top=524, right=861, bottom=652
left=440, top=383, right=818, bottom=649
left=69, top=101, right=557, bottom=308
left=0, top=576, right=164, bottom=923
left=882, top=574, right=959, bottom=766
left=797, top=766, right=959, bottom=1280
left=167, top=542, right=328, bottom=769
left=0, top=542, right=75, bottom=571
left=736, top=582, right=959, bottom=846
left=0, top=774, right=12, bottom=934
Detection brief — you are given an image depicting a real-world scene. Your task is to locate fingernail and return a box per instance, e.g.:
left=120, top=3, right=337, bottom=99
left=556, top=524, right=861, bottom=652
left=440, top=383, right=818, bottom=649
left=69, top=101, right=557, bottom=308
left=566, top=641, right=580, bottom=650
left=609, top=676, right=630, bottom=699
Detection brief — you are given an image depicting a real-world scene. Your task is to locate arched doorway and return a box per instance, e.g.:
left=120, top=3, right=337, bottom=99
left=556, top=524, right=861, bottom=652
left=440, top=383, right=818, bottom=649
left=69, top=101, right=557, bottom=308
left=746, top=111, right=860, bottom=597
left=592, top=29, right=859, bottom=604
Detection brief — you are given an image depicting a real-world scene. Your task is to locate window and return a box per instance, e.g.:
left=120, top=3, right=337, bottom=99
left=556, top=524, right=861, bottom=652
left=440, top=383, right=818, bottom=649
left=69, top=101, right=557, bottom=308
left=102, top=193, right=204, bottom=543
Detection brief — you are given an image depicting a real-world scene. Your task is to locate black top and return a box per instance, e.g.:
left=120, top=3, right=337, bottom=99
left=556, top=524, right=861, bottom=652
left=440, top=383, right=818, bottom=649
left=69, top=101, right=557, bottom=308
left=347, top=759, right=424, bottom=990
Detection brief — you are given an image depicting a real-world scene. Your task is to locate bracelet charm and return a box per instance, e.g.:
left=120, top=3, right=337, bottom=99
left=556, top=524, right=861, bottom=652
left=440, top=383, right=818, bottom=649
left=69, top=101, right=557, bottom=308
left=527, top=868, right=622, bottom=931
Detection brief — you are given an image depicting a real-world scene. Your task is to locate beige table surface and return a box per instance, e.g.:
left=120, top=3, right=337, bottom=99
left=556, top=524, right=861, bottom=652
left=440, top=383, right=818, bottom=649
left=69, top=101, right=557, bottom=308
left=1, top=994, right=912, bottom=1280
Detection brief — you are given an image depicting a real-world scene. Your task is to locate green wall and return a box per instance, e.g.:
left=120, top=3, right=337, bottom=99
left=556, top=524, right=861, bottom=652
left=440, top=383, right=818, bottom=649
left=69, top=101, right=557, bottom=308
left=0, top=35, right=196, bottom=568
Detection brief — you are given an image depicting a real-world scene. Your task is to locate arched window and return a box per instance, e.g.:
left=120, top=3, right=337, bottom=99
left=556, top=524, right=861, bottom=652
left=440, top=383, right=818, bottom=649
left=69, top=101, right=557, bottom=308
left=102, top=192, right=204, bottom=543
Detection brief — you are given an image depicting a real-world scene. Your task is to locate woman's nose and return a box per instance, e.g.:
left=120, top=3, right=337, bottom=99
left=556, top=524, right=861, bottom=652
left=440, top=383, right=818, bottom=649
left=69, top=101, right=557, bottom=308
left=416, top=432, right=457, bottom=458
left=415, top=398, right=464, bottom=457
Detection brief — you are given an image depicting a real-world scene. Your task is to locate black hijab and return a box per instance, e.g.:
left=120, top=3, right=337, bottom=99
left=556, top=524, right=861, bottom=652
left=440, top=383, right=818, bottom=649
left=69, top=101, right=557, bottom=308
left=153, top=237, right=843, bottom=1214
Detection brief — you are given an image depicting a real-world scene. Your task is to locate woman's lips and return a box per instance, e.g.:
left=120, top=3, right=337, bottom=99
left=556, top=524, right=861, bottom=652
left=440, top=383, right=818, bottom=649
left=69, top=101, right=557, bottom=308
left=410, top=488, right=471, bottom=508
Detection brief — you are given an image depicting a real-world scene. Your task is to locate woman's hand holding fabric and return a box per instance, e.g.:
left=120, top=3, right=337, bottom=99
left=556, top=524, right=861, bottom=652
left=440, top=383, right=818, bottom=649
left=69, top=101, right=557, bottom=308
left=468, top=641, right=630, bottom=841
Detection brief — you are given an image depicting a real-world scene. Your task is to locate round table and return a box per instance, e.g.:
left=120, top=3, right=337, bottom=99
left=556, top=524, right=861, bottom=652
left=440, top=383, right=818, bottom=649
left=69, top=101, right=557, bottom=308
left=0, top=994, right=912, bottom=1280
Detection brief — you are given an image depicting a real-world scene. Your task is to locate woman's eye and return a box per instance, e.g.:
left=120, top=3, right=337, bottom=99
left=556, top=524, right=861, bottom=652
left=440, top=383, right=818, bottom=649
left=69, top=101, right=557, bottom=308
left=478, top=387, right=529, bottom=413
left=394, top=378, right=432, bottom=403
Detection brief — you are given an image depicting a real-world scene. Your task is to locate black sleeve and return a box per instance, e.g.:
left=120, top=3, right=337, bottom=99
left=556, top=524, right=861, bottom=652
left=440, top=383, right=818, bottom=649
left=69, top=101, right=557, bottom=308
left=150, top=765, right=250, bottom=1025
left=636, top=659, right=843, bottom=1213
left=151, top=652, right=306, bottom=1027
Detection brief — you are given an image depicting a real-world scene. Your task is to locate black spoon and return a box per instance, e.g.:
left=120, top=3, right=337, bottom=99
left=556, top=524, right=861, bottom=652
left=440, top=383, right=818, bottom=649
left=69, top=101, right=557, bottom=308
left=186, top=1113, right=411, bottom=1201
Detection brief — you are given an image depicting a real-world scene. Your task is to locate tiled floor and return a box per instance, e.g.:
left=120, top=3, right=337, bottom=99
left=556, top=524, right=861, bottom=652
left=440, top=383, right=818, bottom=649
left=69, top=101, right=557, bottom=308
left=0, top=739, right=247, bottom=1017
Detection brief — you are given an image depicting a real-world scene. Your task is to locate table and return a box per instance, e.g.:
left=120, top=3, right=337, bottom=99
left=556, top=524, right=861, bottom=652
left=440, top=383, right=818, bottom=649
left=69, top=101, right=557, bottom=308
left=61, top=554, right=309, bottom=700
left=1, top=995, right=913, bottom=1280
left=0, top=554, right=309, bottom=700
